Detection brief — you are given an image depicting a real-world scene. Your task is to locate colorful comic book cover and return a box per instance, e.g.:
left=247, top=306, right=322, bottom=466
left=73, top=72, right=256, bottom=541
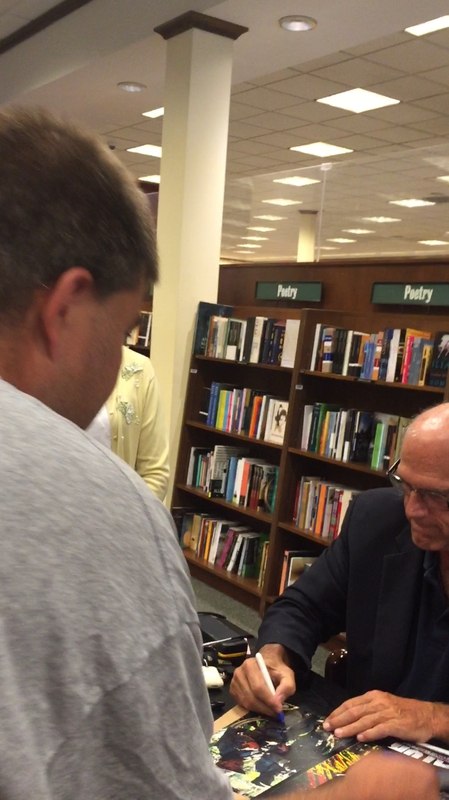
left=209, top=703, right=377, bottom=798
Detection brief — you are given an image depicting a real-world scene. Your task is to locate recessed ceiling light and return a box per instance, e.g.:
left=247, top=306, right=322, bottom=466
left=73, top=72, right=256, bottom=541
left=254, top=215, right=287, bottom=221
left=389, top=199, right=435, bottom=207
left=290, top=142, right=353, bottom=157
left=317, top=88, right=400, bottom=113
left=240, top=244, right=262, bottom=248
left=142, top=107, right=164, bottom=118
left=363, top=216, right=401, bottom=223
left=343, top=229, right=374, bottom=234
left=117, top=81, right=146, bottom=93
left=262, top=198, right=303, bottom=206
left=437, top=176, right=449, bottom=183
left=328, top=238, right=356, bottom=243
left=273, top=176, right=320, bottom=187
left=279, top=15, right=317, bottom=32
left=419, top=240, right=448, bottom=245
left=406, top=15, right=449, bottom=36
left=247, top=226, right=276, bottom=232
left=241, top=236, right=268, bottom=241
left=320, top=246, right=339, bottom=250
left=139, top=174, right=160, bottom=183
left=127, top=144, right=162, bottom=157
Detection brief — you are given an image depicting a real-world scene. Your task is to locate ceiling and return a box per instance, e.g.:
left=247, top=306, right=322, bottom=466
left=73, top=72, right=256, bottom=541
left=4, top=0, right=449, bottom=261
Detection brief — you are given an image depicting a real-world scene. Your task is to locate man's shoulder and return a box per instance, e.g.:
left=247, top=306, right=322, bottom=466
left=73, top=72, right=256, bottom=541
left=345, top=487, right=409, bottom=549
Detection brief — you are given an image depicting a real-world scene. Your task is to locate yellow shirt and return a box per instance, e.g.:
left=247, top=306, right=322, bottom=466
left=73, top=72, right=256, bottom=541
left=105, top=347, right=170, bottom=501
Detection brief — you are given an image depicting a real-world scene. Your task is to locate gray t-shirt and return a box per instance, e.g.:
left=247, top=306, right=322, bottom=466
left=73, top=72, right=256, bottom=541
left=0, top=379, right=233, bottom=800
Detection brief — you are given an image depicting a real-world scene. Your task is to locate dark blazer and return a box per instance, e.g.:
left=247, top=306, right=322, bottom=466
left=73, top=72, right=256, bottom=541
left=258, top=488, right=425, bottom=697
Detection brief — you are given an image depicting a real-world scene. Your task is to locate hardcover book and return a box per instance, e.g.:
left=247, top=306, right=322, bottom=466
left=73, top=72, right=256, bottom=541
left=427, top=332, right=449, bottom=388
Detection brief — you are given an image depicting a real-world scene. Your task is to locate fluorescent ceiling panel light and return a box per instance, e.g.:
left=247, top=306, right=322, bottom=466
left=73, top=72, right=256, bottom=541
left=320, top=246, right=339, bottom=250
left=240, top=244, right=262, bottom=248
left=273, top=176, right=320, bottom=187
left=142, top=107, right=164, bottom=118
left=290, top=142, right=352, bottom=157
left=139, top=174, right=160, bottom=183
left=406, top=15, right=449, bottom=36
left=328, top=238, right=356, bottom=243
left=117, top=81, right=146, bottom=92
left=437, top=176, right=449, bottom=183
left=262, top=198, right=303, bottom=206
left=419, top=240, right=448, bottom=245
left=254, top=215, right=287, bottom=220
left=317, top=88, right=400, bottom=113
left=241, top=236, right=268, bottom=241
left=127, top=144, right=162, bottom=157
left=247, top=226, right=276, bottom=232
left=389, top=199, right=435, bottom=207
left=279, top=15, right=317, bottom=32
left=363, top=216, right=401, bottom=223
left=343, top=228, right=374, bottom=234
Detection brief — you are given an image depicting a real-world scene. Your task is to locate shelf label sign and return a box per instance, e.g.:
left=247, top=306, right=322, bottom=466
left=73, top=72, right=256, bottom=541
left=256, top=281, right=322, bottom=302
left=371, top=282, right=449, bottom=306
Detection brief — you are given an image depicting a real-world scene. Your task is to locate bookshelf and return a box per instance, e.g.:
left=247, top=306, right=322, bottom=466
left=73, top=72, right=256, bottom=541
left=173, top=305, right=449, bottom=616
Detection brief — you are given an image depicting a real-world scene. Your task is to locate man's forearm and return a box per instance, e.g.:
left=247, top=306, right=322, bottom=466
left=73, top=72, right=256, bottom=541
left=430, top=702, right=449, bottom=743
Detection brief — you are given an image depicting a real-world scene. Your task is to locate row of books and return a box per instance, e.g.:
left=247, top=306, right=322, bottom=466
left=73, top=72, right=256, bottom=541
left=126, top=310, right=152, bottom=348
left=175, top=509, right=270, bottom=580
left=293, top=477, right=359, bottom=539
left=310, top=323, right=449, bottom=388
left=278, top=550, right=317, bottom=594
left=187, top=445, right=280, bottom=513
left=193, top=301, right=300, bottom=368
left=301, top=403, right=411, bottom=470
left=201, top=382, right=289, bottom=444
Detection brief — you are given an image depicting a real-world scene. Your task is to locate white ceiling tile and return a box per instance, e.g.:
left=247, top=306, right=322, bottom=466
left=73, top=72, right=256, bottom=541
left=268, top=74, right=351, bottom=100
left=366, top=102, right=440, bottom=124
left=0, top=11, right=24, bottom=36
left=105, top=126, right=161, bottom=146
left=406, top=135, right=449, bottom=148
left=239, top=111, right=308, bottom=131
left=250, top=68, right=302, bottom=86
left=133, top=118, right=163, bottom=134
left=342, top=32, right=410, bottom=57
left=365, top=40, right=449, bottom=74
left=363, top=143, right=415, bottom=156
left=327, top=132, right=399, bottom=150
left=413, top=91, right=449, bottom=112
left=231, top=154, right=289, bottom=169
left=230, top=86, right=304, bottom=111
left=312, top=58, right=405, bottom=88
left=419, top=65, right=449, bottom=87
left=228, top=120, right=274, bottom=139
left=408, top=117, right=449, bottom=135
left=229, top=101, right=266, bottom=121
left=425, top=29, right=449, bottom=50
left=251, top=131, right=312, bottom=148
left=264, top=149, right=318, bottom=164
left=231, top=82, right=257, bottom=94
left=292, top=52, right=353, bottom=72
left=368, top=75, right=449, bottom=102
left=287, top=122, right=358, bottom=140
left=228, top=140, right=279, bottom=156
left=368, top=126, right=433, bottom=143
left=0, top=1, right=18, bottom=12
left=330, top=114, right=392, bottom=134
left=10, top=0, right=57, bottom=19
left=278, top=101, right=351, bottom=123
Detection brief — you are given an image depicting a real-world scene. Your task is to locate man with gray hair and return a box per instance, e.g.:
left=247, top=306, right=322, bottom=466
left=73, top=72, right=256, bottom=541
left=232, top=403, right=449, bottom=753
left=0, top=106, right=440, bottom=800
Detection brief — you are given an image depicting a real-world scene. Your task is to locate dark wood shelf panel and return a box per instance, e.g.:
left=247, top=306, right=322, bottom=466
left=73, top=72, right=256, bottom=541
left=278, top=521, right=331, bottom=547
left=288, top=447, right=388, bottom=477
left=127, top=344, right=150, bottom=356
left=186, top=420, right=283, bottom=449
left=176, top=484, right=273, bottom=524
left=183, top=548, right=262, bottom=598
left=195, top=355, right=292, bottom=372
left=300, top=370, right=445, bottom=394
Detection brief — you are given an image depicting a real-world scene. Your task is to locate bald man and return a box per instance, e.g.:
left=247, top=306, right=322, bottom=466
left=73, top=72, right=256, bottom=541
left=231, top=403, right=449, bottom=746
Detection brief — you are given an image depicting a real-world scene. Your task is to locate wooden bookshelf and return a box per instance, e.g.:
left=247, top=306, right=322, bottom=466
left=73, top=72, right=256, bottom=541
left=173, top=303, right=449, bottom=616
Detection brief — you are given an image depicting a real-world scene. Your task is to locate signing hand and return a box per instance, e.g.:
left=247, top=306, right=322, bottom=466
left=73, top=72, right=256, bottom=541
left=323, top=690, right=435, bottom=742
left=230, top=644, right=296, bottom=717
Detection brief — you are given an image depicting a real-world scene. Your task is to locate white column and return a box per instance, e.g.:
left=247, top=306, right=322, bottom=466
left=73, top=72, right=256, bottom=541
left=151, top=12, right=247, bottom=503
left=297, top=210, right=318, bottom=262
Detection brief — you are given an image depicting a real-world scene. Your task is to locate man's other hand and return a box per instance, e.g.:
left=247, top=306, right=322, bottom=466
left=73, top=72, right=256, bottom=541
left=230, top=644, right=295, bottom=717
left=323, top=690, right=436, bottom=742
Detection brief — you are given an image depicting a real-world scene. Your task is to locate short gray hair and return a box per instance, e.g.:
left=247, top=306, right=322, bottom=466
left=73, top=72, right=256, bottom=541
left=0, top=106, right=158, bottom=318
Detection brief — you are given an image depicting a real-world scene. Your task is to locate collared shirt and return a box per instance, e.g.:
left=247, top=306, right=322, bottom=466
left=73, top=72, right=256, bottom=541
left=397, top=551, right=449, bottom=702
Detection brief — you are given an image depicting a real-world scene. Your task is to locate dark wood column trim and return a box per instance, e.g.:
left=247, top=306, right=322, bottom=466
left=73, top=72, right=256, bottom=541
left=0, top=0, right=95, bottom=57
left=154, top=11, right=248, bottom=41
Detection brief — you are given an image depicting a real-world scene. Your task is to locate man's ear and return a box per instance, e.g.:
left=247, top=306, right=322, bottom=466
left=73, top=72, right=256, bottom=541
left=40, top=268, right=95, bottom=358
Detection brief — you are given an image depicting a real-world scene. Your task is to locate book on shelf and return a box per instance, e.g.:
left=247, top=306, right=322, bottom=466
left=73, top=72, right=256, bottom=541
left=427, top=332, right=449, bottom=388
left=308, top=322, right=436, bottom=386
left=278, top=550, right=318, bottom=594
left=293, top=476, right=358, bottom=539
left=192, top=301, right=233, bottom=355
left=300, top=403, right=411, bottom=470
left=264, top=399, right=289, bottom=445
left=281, top=318, right=301, bottom=368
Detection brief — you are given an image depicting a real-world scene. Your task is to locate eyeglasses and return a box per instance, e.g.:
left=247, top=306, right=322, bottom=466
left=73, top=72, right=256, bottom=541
left=387, top=458, right=449, bottom=511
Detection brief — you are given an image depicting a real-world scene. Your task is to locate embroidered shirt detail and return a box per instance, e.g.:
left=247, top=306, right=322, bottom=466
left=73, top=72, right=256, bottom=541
left=121, top=363, right=143, bottom=382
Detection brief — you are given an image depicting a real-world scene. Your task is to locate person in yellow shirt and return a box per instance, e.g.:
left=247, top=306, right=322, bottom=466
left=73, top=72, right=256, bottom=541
left=88, top=346, right=169, bottom=500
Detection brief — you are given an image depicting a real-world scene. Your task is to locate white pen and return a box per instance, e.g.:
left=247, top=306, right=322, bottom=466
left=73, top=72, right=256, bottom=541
left=255, top=652, right=285, bottom=724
